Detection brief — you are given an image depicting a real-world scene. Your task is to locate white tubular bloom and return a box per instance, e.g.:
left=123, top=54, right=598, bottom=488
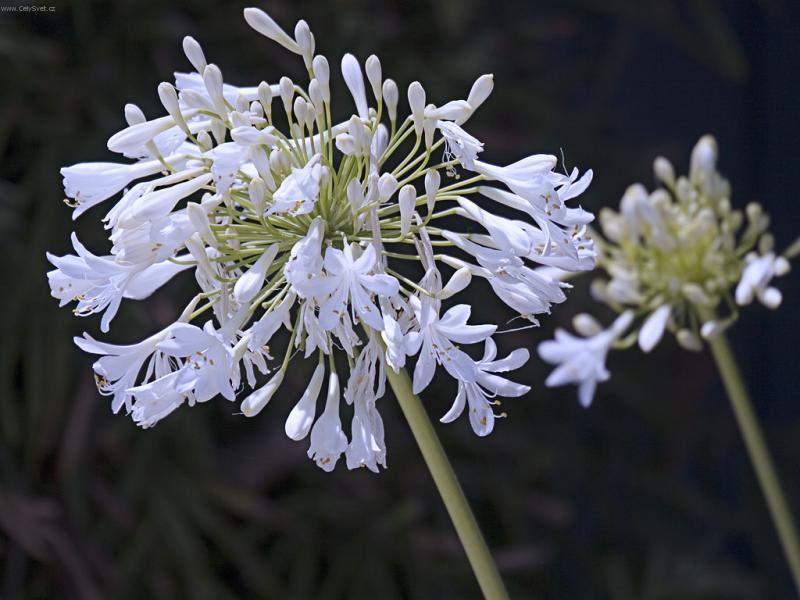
left=538, top=311, right=633, bottom=407
left=50, top=6, right=597, bottom=472
left=268, top=154, right=323, bottom=215
left=61, top=159, right=169, bottom=218
left=308, top=373, right=348, bottom=471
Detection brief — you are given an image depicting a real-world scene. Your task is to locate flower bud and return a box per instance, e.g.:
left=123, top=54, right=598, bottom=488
left=279, top=76, right=294, bottom=115
left=458, top=73, right=493, bottom=124
left=249, top=177, right=267, bottom=214
left=285, top=363, right=325, bottom=440
left=378, top=173, right=398, bottom=202
left=187, top=202, right=217, bottom=248
left=251, top=146, right=275, bottom=190
left=241, top=370, right=285, bottom=417
left=258, top=81, right=273, bottom=119
left=690, top=134, right=718, bottom=180
left=653, top=156, right=675, bottom=186
left=700, top=319, right=726, bottom=340
left=572, top=313, right=603, bottom=337
left=341, top=53, right=368, bottom=119
left=423, top=113, right=436, bottom=148
left=294, top=20, right=315, bottom=68
left=157, top=82, right=190, bottom=135
left=347, top=177, right=364, bottom=214
left=309, top=79, right=324, bottom=114
left=243, top=7, right=301, bottom=54
left=399, top=184, right=416, bottom=236
left=439, top=267, right=472, bottom=299
left=196, top=130, right=212, bottom=151
left=365, top=54, right=382, bottom=102
left=249, top=101, right=263, bottom=118
left=234, top=92, right=249, bottom=113
left=234, top=243, right=279, bottom=303
left=203, top=64, right=227, bottom=116
left=382, top=79, right=398, bottom=122
left=408, top=81, right=426, bottom=135
left=182, top=36, right=207, bottom=73
left=676, top=329, right=703, bottom=352
left=184, top=234, right=215, bottom=278
left=293, top=96, right=308, bottom=125
left=312, top=55, right=330, bottom=102
left=422, top=170, right=440, bottom=213
left=124, top=103, right=146, bottom=126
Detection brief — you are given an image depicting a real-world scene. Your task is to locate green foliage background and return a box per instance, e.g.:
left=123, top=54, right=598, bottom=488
left=0, top=1, right=798, bottom=598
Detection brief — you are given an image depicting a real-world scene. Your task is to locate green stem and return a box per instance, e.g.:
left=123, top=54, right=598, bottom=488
left=701, top=311, right=800, bottom=594
left=379, top=343, right=509, bottom=600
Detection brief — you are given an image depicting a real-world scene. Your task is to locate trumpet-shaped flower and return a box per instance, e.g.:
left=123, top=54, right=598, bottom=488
left=538, top=312, right=632, bottom=407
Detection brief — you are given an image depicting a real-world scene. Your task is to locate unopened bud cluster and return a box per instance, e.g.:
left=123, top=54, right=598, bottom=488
left=594, top=135, right=792, bottom=351
left=538, top=135, right=796, bottom=406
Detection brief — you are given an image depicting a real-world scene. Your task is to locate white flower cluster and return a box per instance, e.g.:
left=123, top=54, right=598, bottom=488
left=47, top=7, right=595, bottom=472
left=538, top=135, right=796, bottom=406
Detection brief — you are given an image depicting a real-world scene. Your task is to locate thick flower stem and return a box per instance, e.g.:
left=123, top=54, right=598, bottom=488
left=703, top=324, right=800, bottom=594
left=383, top=362, right=509, bottom=600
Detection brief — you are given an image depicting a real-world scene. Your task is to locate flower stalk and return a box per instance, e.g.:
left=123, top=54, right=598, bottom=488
left=380, top=346, right=509, bottom=600
left=700, top=308, right=800, bottom=594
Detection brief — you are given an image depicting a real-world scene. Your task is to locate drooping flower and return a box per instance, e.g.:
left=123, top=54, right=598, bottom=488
left=441, top=338, right=530, bottom=436
left=49, top=7, right=596, bottom=472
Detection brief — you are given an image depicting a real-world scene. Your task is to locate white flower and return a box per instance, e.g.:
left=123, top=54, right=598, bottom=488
left=127, top=371, right=188, bottom=428
left=51, top=6, right=597, bottom=472
left=61, top=158, right=168, bottom=218
left=46, top=233, right=190, bottom=332
left=73, top=326, right=174, bottom=414
left=406, top=302, right=496, bottom=394
left=268, top=154, right=323, bottom=215
left=735, top=252, right=790, bottom=309
left=441, top=339, right=529, bottom=436
left=208, top=143, right=248, bottom=192
left=538, top=311, right=633, bottom=407
left=439, top=120, right=483, bottom=170
left=284, top=217, right=325, bottom=294
left=303, top=243, right=400, bottom=332
left=344, top=338, right=387, bottom=471
left=307, top=373, right=348, bottom=472
left=157, top=322, right=238, bottom=403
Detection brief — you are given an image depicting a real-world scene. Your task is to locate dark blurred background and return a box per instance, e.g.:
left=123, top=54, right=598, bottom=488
left=1, top=1, right=799, bottom=598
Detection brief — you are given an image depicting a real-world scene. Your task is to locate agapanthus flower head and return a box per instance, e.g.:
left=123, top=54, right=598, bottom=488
left=539, top=135, right=797, bottom=406
left=48, top=7, right=595, bottom=471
